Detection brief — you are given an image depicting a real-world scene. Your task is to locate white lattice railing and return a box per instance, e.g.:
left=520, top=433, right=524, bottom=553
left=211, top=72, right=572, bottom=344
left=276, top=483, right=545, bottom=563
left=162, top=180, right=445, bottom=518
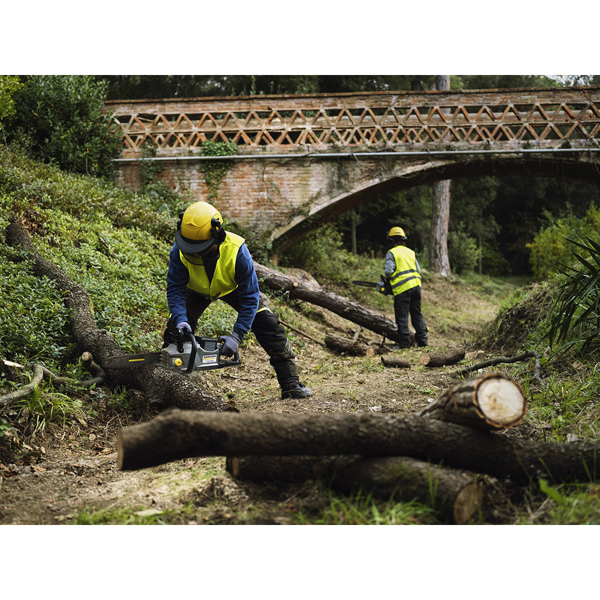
left=105, top=86, right=600, bottom=157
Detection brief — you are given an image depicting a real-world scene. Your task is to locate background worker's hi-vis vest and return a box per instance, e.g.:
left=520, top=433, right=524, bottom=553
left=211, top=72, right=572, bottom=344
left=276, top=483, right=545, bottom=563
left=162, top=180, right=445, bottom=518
left=180, top=232, right=244, bottom=301
left=389, top=245, right=421, bottom=295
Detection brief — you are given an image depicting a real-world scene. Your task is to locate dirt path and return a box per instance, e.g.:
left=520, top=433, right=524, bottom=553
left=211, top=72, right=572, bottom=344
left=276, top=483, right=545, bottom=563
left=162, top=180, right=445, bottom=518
left=0, top=275, right=508, bottom=525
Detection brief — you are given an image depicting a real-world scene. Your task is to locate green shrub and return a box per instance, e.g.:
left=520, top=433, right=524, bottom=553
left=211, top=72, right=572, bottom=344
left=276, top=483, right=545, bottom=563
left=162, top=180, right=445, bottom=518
left=0, top=248, right=72, bottom=362
left=0, top=76, right=23, bottom=131
left=448, top=229, right=479, bottom=274
left=279, top=224, right=345, bottom=278
left=547, top=236, right=600, bottom=356
left=8, top=75, right=122, bottom=179
left=0, top=146, right=177, bottom=240
left=528, top=205, right=600, bottom=280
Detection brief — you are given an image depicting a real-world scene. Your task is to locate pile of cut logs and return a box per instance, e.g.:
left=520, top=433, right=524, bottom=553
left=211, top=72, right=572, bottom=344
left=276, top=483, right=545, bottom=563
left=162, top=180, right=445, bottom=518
left=116, top=373, right=600, bottom=525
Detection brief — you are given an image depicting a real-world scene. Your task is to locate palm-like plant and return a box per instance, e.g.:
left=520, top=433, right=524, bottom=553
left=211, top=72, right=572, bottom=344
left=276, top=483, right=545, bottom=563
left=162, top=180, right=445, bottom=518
left=548, top=236, right=600, bottom=355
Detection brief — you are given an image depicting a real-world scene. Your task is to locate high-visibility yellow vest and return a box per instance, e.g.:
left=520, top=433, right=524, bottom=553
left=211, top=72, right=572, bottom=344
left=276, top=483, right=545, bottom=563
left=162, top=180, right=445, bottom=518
left=180, top=232, right=244, bottom=301
left=389, top=245, right=421, bottom=295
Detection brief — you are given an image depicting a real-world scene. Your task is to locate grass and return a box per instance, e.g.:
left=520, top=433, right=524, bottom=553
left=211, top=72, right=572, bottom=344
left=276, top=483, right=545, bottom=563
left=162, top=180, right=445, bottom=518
left=289, top=491, right=440, bottom=525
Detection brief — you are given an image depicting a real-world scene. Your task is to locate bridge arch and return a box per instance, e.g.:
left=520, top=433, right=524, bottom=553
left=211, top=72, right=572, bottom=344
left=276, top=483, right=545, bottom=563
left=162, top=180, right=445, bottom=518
left=264, top=151, right=600, bottom=252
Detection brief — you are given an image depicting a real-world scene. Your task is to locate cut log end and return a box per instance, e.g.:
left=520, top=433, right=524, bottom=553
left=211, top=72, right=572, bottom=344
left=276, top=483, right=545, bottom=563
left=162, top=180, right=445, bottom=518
left=453, top=481, right=484, bottom=525
left=116, top=430, right=125, bottom=470
left=477, top=377, right=527, bottom=427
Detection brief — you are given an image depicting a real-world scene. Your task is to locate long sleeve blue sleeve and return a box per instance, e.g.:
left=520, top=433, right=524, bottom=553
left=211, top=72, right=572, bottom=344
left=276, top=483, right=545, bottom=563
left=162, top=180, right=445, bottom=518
left=232, top=243, right=259, bottom=336
left=166, top=244, right=189, bottom=326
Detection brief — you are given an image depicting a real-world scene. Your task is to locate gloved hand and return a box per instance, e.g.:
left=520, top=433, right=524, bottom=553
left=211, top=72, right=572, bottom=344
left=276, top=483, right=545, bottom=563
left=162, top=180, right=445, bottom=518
left=175, top=321, right=193, bottom=352
left=219, top=331, right=243, bottom=357
left=376, top=281, right=385, bottom=294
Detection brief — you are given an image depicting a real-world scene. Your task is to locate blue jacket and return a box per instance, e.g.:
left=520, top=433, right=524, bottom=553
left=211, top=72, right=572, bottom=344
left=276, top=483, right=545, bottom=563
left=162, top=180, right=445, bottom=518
left=166, top=239, right=260, bottom=337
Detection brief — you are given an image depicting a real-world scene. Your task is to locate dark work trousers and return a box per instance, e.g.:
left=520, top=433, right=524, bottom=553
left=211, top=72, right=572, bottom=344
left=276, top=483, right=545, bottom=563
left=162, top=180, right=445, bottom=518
left=165, top=289, right=299, bottom=386
left=393, top=286, right=428, bottom=348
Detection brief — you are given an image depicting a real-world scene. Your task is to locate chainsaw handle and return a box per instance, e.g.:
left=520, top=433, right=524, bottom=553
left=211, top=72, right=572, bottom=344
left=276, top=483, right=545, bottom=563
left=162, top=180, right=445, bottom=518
left=217, top=339, right=241, bottom=365
left=185, top=330, right=198, bottom=374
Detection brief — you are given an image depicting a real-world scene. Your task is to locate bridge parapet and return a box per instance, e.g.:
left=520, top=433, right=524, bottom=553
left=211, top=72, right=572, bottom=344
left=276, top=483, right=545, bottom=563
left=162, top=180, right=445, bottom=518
left=106, top=86, right=600, bottom=158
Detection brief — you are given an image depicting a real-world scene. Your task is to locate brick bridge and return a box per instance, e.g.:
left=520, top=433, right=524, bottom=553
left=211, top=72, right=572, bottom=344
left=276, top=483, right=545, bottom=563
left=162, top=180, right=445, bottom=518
left=107, top=86, right=600, bottom=251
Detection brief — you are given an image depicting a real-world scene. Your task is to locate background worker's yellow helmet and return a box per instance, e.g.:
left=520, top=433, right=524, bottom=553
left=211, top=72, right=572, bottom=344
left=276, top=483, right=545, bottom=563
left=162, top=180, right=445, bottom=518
left=387, top=226, right=407, bottom=241
left=175, top=201, right=225, bottom=254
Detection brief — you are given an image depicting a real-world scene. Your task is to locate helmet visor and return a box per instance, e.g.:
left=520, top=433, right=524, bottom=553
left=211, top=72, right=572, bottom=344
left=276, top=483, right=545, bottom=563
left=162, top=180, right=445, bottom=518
left=175, top=230, right=216, bottom=254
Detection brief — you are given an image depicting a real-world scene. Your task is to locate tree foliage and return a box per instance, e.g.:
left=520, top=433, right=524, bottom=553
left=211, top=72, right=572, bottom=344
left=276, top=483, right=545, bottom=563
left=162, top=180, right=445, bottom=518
left=7, top=76, right=122, bottom=179
left=0, top=76, right=23, bottom=131
left=547, top=236, right=600, bottom=356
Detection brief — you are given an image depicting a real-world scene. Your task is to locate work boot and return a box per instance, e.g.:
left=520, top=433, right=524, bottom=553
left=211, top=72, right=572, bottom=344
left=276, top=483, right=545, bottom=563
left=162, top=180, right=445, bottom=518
left=281, top=378, right=313, bottom=399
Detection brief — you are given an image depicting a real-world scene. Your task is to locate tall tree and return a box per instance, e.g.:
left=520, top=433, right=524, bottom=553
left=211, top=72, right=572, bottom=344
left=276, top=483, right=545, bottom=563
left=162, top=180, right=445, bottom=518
left=429, top=75, right=452, bottom=276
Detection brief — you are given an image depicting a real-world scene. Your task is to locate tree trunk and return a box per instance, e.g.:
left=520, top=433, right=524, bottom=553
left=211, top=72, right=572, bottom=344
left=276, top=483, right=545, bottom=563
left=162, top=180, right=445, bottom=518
left=254, top=262, right=401, bottom=343
left=429, top=75, right=452, bottom=276
left=227, top=454, right=483, bottom=524
left=419, top=348, right=465, bottom=368
left=325, top=333, right=369, bottom=356
left=117, top=408, right=600, bottom=484
left=430, top=180, right=451, bottom=276
left=381, top=356, right=411, bottom=369
left=5, top=222, right=232, bottom=413
left=418, top=374, right=527, bottom=431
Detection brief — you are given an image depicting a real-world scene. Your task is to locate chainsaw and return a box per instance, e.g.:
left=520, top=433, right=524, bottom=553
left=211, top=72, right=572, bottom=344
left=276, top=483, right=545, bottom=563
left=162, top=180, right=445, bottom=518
left=104, top=332, right=241, bottom=375
left=352, top=275, right=392, bottom=295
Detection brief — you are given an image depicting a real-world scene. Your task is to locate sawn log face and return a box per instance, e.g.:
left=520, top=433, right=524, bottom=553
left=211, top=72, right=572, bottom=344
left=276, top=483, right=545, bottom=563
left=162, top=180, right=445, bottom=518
left=419, top=374, right=527, bottom=430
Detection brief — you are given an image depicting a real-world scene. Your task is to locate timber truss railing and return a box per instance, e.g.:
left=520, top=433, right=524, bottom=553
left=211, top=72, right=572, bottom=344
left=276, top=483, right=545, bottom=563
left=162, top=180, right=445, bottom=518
left=106, top=86, right=600, bottom=161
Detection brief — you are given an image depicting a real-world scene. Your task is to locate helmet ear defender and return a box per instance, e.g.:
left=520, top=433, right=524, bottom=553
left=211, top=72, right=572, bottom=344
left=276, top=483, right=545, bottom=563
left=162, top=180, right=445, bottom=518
left=210, top=217, right=226, bottom=245
left=177, top=211, right=185, bottom=231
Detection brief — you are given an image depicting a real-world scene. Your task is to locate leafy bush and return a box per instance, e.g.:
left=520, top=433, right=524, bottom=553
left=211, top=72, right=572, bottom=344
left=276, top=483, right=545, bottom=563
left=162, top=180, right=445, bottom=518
left=448, top=229, right=479, bottom=274
left=279, top=224, right=346, bottom=278
left=528, top=205, right=600, bottom=280
left=0, top=146, right=177, bottom=240
left=547, top=236, right=600, bottom=356
left=0, top=248, right=72, bottom=362
left=8, top=75, right=122, bottom=179
left=0, top=76, right=23, bottom=131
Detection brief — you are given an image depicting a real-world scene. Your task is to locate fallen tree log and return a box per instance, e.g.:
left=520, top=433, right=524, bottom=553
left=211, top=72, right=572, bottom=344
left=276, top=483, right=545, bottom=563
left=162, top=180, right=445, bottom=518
left=381, top=356, right=411, bottom=369
left=6, top=222, right=232, bottom=413
left=117, top=408, right=600, bottom=484
left=254, top=262, right=401, bottom=343
left=325, top=333, right=369, bottom=356
left=420, top=348, right=465, bottom=368
left=227, top=454, right=482, bottom=525
left=457, top=351, right=544, bottom=387
left=417, top=374, right=527, bottom=431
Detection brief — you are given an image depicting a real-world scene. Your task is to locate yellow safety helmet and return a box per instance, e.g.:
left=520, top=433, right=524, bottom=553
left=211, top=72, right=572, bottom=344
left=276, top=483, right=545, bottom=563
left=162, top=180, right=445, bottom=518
left=387, top=226, right=407, bottom=240
left=175, top=201, right=225, bottom=254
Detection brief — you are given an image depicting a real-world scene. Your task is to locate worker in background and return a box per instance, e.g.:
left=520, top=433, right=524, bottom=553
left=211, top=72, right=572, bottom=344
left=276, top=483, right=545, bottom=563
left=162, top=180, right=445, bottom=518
left=380, top=226, right=428, bottom=349
left=164, top=201, right=312, bottom=400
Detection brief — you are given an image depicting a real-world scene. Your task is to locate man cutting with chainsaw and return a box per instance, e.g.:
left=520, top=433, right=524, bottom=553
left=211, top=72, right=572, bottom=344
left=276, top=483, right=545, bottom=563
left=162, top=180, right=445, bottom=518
left=164, top=201, right=312, bottom=400
left=382, top=226, right=428, bottom=349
